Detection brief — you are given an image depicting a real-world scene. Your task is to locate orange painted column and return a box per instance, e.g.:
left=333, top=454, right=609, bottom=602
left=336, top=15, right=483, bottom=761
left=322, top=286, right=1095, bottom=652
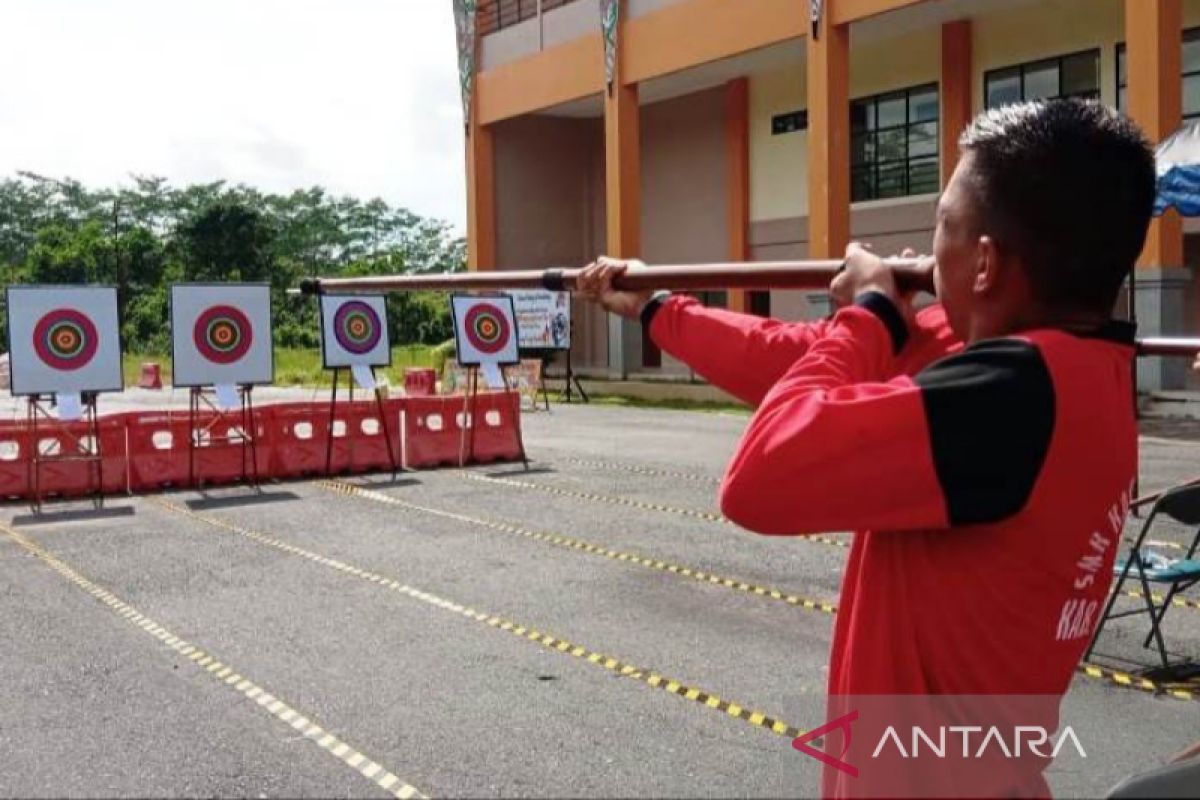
left=806, top=14, right=850, bottom=261
left=604, top=34, right=644, bottom=376
left=466, top=122, right=497, bottom=271
left=939, top=20, right=972, bottom=188
left=1126, top=0, right=1182, bottom=271
left=725, top=78, right=751, bottom=313
left=605, top=81, right=641, bottom=259
left=466, top=6, right=496, bottom=273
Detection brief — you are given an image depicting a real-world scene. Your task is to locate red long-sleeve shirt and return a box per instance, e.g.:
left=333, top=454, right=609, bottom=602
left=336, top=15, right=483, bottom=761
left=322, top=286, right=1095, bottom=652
left=645, top=294, right=1136, bottom=798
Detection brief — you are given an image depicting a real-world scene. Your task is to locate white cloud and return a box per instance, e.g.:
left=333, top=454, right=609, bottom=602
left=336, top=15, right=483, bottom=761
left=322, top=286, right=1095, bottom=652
left=0, top=0, right=467, bottom=231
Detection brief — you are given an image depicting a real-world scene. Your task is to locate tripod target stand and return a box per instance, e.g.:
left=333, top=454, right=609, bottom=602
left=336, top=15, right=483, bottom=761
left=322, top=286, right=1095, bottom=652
left=458, top=365, right=529, bottom=471
left=324, top=366, right=400, bottom=478
left=26, top=392, right=104, bottom=514
left=187, top=385, right=260, bottom=491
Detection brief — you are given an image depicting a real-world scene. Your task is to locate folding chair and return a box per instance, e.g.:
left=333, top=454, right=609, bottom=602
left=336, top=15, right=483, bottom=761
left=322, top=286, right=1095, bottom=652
left=1086, top=483, right=1200, bottom=672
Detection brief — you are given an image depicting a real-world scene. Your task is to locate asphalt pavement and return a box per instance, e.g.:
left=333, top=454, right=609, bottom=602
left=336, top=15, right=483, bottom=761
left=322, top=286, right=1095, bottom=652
left=1, top=402, right=1199, bottom=798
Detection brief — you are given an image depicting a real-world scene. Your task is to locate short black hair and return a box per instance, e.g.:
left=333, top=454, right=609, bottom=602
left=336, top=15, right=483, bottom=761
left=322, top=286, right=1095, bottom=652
left=958, top=99, right=1156, bottom=313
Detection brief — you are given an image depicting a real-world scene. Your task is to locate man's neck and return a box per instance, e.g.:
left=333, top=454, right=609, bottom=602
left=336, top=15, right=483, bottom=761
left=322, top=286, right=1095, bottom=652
left=968, top=308, right=1111, bottom=344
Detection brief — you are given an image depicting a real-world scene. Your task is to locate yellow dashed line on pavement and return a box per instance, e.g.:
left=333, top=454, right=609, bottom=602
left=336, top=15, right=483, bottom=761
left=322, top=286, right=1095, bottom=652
left=317, top=479, right=839, bottom=617
left=1145, top=538, right=1189, bottom=552
left=1123, top=588, right=1200, bottom=612
left=1078, top=662, right=1197, bottom=702
left=457, top=471, right=851, bottom=550
left=150, top=496, right=809, bottom=741
left=321, top=480, right=1198, bottom=705
left=559, top=458, right=720, bottom=486
left=0, top=521, right=427, bottom=800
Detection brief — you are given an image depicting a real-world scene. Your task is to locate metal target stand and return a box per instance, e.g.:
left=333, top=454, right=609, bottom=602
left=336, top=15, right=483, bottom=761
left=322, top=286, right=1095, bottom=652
left=187, top=385, right=260, bottom=491
left=459, top=364, right=529, bottom=471
left=324, top=366, right=399, bottom=478
left=26, top=391, right=104, bottom=514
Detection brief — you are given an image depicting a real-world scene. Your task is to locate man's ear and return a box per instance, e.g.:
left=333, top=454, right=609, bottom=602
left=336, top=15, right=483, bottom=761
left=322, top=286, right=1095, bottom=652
left=973, top=235, right=1001, bottom=295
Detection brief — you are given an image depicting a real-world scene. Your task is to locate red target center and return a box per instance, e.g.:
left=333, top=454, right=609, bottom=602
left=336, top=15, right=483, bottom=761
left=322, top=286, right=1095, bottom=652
left=193, top=305, right=253, bottom=364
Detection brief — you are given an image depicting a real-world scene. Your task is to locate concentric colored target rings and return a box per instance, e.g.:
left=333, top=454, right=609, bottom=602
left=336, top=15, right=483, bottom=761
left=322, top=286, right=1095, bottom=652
left=193, top=305, right=254, bottom=364
left=332, top=301, right=383, bottom=355
left=33, top=308, right=99, bottom=371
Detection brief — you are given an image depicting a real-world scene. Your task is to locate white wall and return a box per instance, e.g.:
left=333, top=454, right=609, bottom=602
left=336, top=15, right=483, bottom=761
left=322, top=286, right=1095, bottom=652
left=749, top=66, right=807, bottom=222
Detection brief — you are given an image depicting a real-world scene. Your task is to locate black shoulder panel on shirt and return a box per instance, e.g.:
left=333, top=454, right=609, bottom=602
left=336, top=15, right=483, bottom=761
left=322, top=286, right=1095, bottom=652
left=913, top=339, right=1056, bottom=526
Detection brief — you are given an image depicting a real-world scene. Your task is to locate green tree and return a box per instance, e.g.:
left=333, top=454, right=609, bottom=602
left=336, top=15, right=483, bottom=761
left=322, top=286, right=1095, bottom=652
left=26, top=222, right=112, bottom=284
left=0, top=172, right=466, bottom=352
left=174, top=200, right=277, bottom=283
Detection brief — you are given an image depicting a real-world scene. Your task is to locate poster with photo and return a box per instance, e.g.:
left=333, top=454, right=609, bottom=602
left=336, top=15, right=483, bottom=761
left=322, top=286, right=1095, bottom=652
left=507, top=289, right=570, bottom=350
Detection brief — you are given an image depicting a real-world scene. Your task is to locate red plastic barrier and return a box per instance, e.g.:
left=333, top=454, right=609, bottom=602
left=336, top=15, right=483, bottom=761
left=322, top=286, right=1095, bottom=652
left=404, top=368, right=437, bottom=397
left=346, top=397, right=404, bottom=474
left=138, top=362, right=164, bottom=389
left=268, top=402, right=330, bottom=478
left=125, top=411, right=191, bottom=491
left=0, top=393, right=514, bottom=501
left=0, top=420, right=31, bottom=500
left=404, top=394, right=468, bottom=468
left=4, top=415, right=131, bottom=500
left=188, top=407, right=274, bottom=486
left=463, top=391, right=523, bottom=464
left=127, top=408, right=274, bottom=490
left=269, top=399, right=403, bottom=478
left=404, top=391, right=523, bottom=468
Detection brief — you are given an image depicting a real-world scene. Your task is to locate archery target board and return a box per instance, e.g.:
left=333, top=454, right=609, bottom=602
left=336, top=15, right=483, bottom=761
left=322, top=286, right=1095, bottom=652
left=319, top=295, right=390, bottom=368
left=450, top=294, right=520, bottom=367
left=170, top=284, right=274, bottom=387
left=6, top=286, right=123, bottom=396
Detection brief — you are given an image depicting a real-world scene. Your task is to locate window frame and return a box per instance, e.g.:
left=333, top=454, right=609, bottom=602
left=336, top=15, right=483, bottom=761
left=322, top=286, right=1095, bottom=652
left=1117, top=28, right=1200, bottom=122
left=983, top=47, right=1102, bottom=110
left=849, top=82, right=941, bottom=203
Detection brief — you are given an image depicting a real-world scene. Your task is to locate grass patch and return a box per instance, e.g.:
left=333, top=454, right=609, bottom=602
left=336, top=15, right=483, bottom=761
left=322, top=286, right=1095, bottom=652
left=123, top=345, right=437, bottom=389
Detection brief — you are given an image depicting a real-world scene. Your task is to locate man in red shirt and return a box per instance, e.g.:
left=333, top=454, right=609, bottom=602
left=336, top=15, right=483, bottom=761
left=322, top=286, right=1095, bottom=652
left=578, top=100, right=1155, bottom=798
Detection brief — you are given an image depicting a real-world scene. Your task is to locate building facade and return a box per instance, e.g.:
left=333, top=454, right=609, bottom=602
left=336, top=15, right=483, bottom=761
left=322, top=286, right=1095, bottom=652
left=464, top=0, right=1200, bottom=389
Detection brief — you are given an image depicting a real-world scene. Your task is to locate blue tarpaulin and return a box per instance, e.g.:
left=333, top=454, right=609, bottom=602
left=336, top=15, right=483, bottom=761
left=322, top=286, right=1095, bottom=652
left=1155, top=120, right=1200, bottom=216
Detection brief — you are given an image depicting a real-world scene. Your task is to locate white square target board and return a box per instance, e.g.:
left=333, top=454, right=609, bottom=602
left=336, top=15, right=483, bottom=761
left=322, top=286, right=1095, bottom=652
left=6, top=285, right=124, bottom=396
left=170, top=284, right=274, bottom=387
left=450, top=294, right=521, bottom=367
left=319, top=295, right=391, bottom=368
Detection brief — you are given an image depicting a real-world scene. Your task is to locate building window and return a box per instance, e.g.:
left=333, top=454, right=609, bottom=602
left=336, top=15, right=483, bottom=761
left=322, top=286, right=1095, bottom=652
left=771, top=110, right=809, bottom=135
left=478, top=0, right=581, bottom=36
left=851, top=84, right=940, bottom=202
left=1117, top=29, right=1200, bottom=121
left=984, top=50, right=1100, bottom=109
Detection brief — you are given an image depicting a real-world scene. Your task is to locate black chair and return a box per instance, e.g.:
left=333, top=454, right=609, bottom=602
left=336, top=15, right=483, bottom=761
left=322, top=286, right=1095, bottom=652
left=1086, top=484, right=1200, bottom=671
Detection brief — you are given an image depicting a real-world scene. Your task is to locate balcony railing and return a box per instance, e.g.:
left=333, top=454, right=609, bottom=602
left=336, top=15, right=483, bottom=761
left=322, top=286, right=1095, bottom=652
left=478, top=0, right=581, bottom=36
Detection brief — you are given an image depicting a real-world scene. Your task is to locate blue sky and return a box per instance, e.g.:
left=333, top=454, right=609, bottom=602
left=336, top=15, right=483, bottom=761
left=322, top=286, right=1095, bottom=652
left=0, top=0, right=467, bottom=231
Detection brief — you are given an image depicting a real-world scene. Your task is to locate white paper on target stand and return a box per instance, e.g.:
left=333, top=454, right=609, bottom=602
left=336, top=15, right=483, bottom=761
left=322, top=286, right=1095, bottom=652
left=351, top=364, right=377, bottom=391
left=57, top=391, right=83, bottom=421
left=214, top=383, right=240, bottom=411
left=481, top=363, right=505, bottom=390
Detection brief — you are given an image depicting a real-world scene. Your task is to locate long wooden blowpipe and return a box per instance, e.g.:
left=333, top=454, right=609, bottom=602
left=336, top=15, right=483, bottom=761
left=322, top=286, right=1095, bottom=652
left=297, top=259, right=928, bottom=295
left=295, top=260, right=1200, bottom=359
